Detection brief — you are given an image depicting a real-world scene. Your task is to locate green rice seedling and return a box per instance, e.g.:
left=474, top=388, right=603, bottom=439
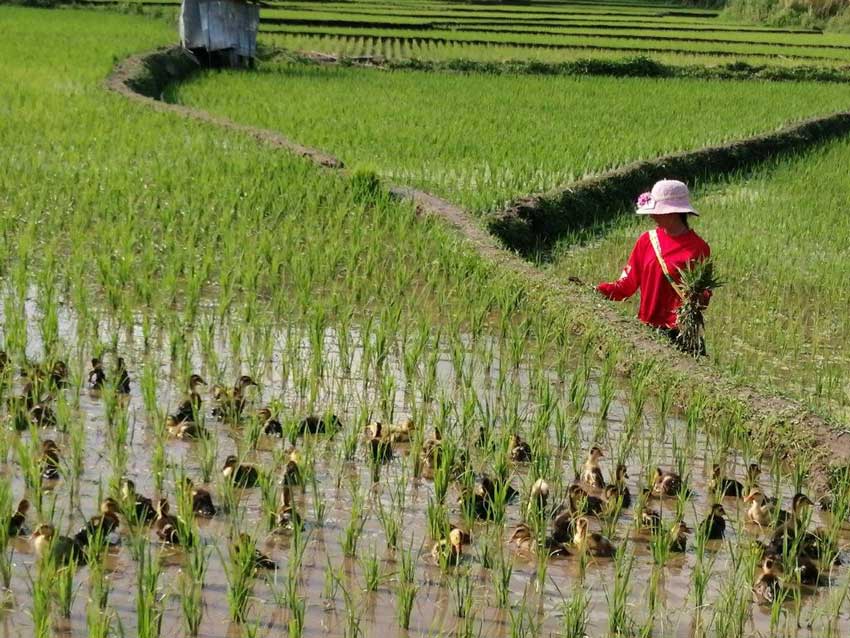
left=675, top=259, right=723, bottom=358
left=340, top=484, right=367, bottom=557
left=340, top=579, right=364, bottom=638
left=0, top=481, right=13, bottom=589
left=258, top=469, right=279, bottom=532
left=450, top=568, right=474, bottom=618
left=135, top=541, right=164, bottom=638
left=288, top=591, right=306, bottom=638
left=360, top=545, right=381, bottom=592
left=606, top=540, right=635, bottom=638
left=56, top=562, right=78, bottom=618
left=28, top=561, right=53, bottom=638
left=322, top=555, right=343, bottom=602
left=220, top=531, right=256, bottom=624
left=86, top=601, right=113, bottom=638
left=398, top=537, right=417, bottom=587
left=493, top=540, right=514, bottom=608
left=376, top=496, right=400, bottom=550
left=309, top=470, right=326, bottom=527
left=560, top=587, right=589, bottom=638
left=396, top=578, right=418, bottom=630
left=197, top=429, right=218, bottom=484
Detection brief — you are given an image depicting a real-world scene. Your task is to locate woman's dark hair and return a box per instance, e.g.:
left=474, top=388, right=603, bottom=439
left=680, top=213, right=690, bottom=228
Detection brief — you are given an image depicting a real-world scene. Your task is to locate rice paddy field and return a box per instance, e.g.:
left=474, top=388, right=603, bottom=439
left=4, top=0, right=850, bottom=637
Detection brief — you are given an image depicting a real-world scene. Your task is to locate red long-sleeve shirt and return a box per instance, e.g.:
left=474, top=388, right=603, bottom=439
left=596, top=228, right=710, bottom=329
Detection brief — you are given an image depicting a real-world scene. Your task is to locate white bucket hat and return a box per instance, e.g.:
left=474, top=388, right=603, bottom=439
left=636, top=179, right=698, bottom=216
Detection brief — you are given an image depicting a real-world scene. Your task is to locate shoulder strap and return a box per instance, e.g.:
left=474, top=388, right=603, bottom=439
left=648, top=230, right=685, bottom=300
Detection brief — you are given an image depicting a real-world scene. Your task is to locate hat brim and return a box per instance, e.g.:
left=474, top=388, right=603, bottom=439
left=636, top=200, right=698, bottom=216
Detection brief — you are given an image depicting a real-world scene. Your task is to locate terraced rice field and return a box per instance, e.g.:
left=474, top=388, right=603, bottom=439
left=4, top=1, right=850, bottom=638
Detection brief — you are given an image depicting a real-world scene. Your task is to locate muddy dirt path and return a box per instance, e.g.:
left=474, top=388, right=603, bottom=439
left=105, top=47, right=850, bottom=496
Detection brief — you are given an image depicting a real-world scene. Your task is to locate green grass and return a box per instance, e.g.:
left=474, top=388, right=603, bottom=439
left=172, top=61, right=850, bottom=212
left=552, top=137, right=850, bottom=420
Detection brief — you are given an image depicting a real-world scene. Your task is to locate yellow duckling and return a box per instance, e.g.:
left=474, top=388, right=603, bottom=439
left=31, top=523, right=85, bottom=565
left=510, top=522, right=570, bottom=557
left=573, top=516, right=615, bottom=557
left=166, top=415, right=206, bottom=440
left=753, top=556, right=784, bottom=604
left=430, top=527, right=464, bottom=566
left=389, top=418, right=417, bottom=443
left=744, top=488, right=779, bottom=527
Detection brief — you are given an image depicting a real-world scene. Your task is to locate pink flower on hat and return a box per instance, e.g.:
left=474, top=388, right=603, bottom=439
left=637, top=192, right=653, bottom=209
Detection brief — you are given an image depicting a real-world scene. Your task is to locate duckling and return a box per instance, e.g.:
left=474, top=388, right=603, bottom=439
left=115, top=357, right=131, bottom=394
left=421, top=427, right=443, bottom=467
left=297, top=413, right=342, bottom=436
left=9, top=499, right=29, bottom=536
left=152, top=498, right=178, bottom=536
left=233, top=533, right=276, bottom=570
left=709, top=464, right=744, bottom=498
left=183, top=477, right=216, bottom=517
left=282, top=448, right=302, bottom=486
left=795, top=554, right=823, bottom=586
left=29, top=402, right=56, bottom=428
left=753, top=556, right=784, bottom=604
left=653, top=467, right=683, bottom=497
left=49, top=360, right=68, bottom=390
left=745, top=463, right=762, bottom=490
left=222, top=455, right=260, bottom=488
left=40, top=439, right=61, bottom=481
left=275, top=486, right=303, bottom=531
left=580, top=446, right=605, bottom=489
left=769, top=493, right=814, bottom=545
left=634, top=488, right=662, bottom=532
left=73, top=498, right=121, bottom=548
left=31, top=523, right=85, bottom=565
left=88, top=358, right=106, bottom=390
left=121, top=479, right=156, bottom=524
left=529, top=478, right=549, bottom=513
left=388, top=417, right=417, bottom=443
left=430, top=527, right=464, bottom=566
left=256, top=407, right=283, bottom=437
left=602, top=484, right=627, bottom=515
left=569, top=484, right=605, bottom=517
left=509, top=433, right=532, bottom=462
left=573, top=517, right=615, bottom=557
left=510, top=523, right=571, bottom=557
left=166, top=415, right=206, bottom=440
left=669, top=521, right=690, bottom=553
left=213, top=375, right=258, bottom=421
left=551, top=509, right=575, bottom=544
left=698, top=504, right=727, bottom=540
left=367, top=421, right=393, bottom=464
left=158, top=522, right=182, bottom=545
left=173, top=374, right=206, bottom=424
left=607, top=464, right=631, bottom=509
left=744, top=488, right=782, bottom=528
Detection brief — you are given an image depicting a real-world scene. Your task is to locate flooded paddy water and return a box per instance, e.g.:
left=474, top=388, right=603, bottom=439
left=0, top=297, right=848, bottom=638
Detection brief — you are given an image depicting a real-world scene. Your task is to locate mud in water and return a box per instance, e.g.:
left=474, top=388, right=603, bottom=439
left=0, top=298, right=848, bottom=638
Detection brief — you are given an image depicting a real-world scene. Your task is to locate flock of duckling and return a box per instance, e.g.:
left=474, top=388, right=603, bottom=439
left=430, top=443, right=840, bottom=606
left=3, top=354, right=843, bottom=611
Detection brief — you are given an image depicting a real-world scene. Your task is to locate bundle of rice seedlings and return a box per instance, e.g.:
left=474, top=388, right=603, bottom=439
left=675, top=260, right=723, bottom=357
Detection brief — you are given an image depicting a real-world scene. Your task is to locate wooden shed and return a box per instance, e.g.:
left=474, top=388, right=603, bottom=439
left=180, top=0, right=260, bottom=67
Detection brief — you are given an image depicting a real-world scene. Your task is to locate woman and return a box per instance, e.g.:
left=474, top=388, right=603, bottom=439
left=594, top=179, right=710, bottom=350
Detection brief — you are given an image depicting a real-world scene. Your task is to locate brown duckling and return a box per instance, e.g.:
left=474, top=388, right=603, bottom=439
left=275, top=486, right=304, bottom=531
left=698, top=504, right=727, bottom=540
left=88, top=358, right=106, bottom=390
left=158, top=522, right=182, bottom=545
left=9, top=499, right=29, bottom=536
left=569, top=484, right=605, bottom=517
left=213, top=375, right=258, bottom=421
left=653, top=467, right=683, bottom=497
left=606, top=464, right=631, bottom=508
left=152, top=498, right=178, bottom=536
left=31, top=523, right=85, bottom=565
left=388, top=417, right=417, bottom=443
left=49, top=360, right=68, bottom=390
left=234, top=533, right=276, bottom=570
left=431, top=527, right=464, bottom=566
left=121, top=479, right=156, bottom=524
left=551, top=509, right=575, bottom=544
left=73, top=498, right=121, bottom=548
left=40, top=439, right=61, bottom=481
left=669, top=520, right=691, bottom=553
left=709, top=464, right=744, bottom=498
left=282, top=448, right=303, bottom=486
left=29, top=402, right=56, bottom=428
left=580, top=446, right=605, bottom=489
left=166, top=415, right=206, bottom=440
left=573, top=517, right=615, bottom=557
left=173, top=374, right=207, bottom=424
left=222, top=455, right=260, bottom=488
left=256, top=407, right=283, bottom=437
left=183, top=477, right=216, bottom=517
left=753, top=556, right=784, bottom=604
left=297, top=413, right=342, bottom=436
left=636, top=488, right=661, bottom=532
left=769, top=493, right=814, bottom=545
left=115, top=357, right=131, bottom=394
left=421, top=427, right=443, bottom=467
left=510, top=522, right=571, bottom=557
left=367, top=423, right=393, bottom=464
left=509, top=433, right=532, bottom=463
